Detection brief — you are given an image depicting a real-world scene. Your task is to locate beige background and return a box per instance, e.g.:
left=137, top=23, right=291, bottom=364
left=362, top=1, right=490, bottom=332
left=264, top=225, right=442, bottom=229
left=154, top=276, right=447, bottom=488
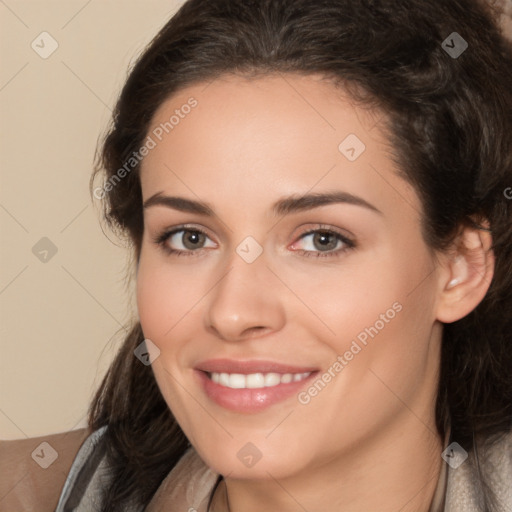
left=1, top=1, right=511, bottom=441
left=0, top=0, right=186, bottom=440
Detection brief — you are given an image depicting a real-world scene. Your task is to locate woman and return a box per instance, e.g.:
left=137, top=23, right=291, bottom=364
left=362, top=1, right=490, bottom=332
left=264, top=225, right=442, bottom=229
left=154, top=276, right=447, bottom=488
left=20, top=0, right=512, bottom=510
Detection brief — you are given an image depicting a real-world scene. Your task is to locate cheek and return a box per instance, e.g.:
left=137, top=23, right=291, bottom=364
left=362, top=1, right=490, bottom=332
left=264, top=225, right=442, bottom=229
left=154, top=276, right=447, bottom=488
left=298, top=300, right=436, bottom=448
left=299, top=245, right=436, bottom=383
left=136, top=256, right=190, bottom=346
left=277, top=254, right=406, bottom=345
left=135, top=256, right=202, bottom=437
left=323, top=287, right=437, bottom=429
left=136, top=260, right=169, bottom=341
left=136, top=250, right=207, bottom=342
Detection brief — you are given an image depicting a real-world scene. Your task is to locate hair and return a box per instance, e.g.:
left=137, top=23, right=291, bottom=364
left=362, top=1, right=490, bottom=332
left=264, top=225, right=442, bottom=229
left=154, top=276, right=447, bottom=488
left=87, top=0, right=512, bottom=509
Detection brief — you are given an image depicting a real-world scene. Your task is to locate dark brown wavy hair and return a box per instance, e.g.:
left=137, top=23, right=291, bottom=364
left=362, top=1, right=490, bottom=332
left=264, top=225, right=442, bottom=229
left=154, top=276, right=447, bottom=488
left=88, top=0, right=512, bottom=509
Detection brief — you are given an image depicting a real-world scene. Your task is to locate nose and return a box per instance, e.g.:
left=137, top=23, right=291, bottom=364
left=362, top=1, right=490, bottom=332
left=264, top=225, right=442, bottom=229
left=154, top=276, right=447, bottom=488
left=204, top=249, right=286, bottom=342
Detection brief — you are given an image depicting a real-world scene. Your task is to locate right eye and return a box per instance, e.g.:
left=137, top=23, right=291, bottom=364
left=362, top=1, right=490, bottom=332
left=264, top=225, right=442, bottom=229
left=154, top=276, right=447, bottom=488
left=154, top=227, right=217, bottom=256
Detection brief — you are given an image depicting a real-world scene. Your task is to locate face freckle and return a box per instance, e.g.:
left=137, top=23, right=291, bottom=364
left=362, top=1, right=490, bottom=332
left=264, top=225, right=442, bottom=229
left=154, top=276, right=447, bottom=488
left=135, top=73, right=442, bottom=483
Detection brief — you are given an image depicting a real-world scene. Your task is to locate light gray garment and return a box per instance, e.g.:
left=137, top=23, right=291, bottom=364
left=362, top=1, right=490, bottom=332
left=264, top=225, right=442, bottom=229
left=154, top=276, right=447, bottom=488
left=55, top=426, right=512, bottom=511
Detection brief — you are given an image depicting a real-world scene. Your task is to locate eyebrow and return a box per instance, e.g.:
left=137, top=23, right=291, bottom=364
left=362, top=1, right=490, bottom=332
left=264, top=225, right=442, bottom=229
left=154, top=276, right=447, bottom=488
left=143, top=191, right=383, bottom=217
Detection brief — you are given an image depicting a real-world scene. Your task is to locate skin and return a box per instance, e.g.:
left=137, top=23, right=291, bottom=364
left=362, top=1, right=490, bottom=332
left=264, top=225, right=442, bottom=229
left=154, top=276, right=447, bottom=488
left=136, top=74, right=494, bottom=512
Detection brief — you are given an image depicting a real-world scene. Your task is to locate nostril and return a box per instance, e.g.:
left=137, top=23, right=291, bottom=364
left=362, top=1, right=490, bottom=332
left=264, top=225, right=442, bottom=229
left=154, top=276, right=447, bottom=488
left=243, top=326, right=269, bottom=337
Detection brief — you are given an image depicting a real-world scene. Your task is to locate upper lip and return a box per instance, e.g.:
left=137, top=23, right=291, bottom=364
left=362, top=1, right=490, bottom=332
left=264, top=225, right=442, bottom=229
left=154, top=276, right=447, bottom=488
left=195, top=358, right=319, bottom=374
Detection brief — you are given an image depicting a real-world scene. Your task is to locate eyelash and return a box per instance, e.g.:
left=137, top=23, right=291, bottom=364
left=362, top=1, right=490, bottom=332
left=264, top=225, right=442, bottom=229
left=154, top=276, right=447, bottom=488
left=152, top=224, right=356, bottom=259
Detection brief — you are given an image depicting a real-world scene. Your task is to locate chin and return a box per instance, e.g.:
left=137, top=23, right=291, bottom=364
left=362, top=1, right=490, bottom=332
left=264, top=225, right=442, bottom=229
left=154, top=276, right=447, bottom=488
left=197, top=442, right=308, bottom=480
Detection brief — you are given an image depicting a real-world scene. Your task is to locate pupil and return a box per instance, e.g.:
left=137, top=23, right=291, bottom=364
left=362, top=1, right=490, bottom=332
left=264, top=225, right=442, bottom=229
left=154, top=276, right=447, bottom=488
left=184, top=231, right=203, bottom=249
left=314, top=232, right=336, bottom=250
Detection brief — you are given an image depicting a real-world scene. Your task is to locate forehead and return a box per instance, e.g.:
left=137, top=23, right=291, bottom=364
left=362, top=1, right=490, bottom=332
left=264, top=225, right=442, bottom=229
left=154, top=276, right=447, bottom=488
left=139, top=73, right=419, bottom=219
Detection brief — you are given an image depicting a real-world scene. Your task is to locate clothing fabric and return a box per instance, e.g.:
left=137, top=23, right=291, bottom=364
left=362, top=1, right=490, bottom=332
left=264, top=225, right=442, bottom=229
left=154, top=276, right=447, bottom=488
left=53, top=426, right=512, bottom=511
left=0, top=428, right=88, bottom=512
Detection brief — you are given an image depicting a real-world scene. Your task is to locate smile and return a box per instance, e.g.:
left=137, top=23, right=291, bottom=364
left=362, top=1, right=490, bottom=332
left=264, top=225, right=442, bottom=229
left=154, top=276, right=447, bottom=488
left=208, top=371, right=312, bottom=389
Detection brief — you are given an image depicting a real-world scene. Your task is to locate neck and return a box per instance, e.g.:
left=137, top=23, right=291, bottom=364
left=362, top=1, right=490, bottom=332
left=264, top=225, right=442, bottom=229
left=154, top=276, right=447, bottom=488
left=222, top=412, right=443, bottom=512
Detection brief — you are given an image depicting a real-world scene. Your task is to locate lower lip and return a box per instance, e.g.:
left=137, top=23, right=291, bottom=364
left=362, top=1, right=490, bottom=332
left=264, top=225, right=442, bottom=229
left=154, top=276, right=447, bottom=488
left=195, top=370, right=317, bottom=413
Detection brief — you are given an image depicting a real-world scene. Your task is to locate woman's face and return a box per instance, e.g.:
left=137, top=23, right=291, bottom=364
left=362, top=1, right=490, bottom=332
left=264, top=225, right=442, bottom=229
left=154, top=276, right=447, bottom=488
left=136, top=74, right=444, bottom=479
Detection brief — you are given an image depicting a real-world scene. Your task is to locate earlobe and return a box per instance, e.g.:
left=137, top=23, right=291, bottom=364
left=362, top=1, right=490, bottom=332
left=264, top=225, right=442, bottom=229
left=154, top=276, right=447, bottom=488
left=446, top=277, right=461, bottom=289
left=445, top=255, right=468, bottom=289
left=436, top=223, right=495, bottom=323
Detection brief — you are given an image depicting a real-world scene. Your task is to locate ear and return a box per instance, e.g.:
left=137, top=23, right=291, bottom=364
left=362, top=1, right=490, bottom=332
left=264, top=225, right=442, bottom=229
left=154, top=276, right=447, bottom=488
left=435, top=221, right=495, bottom=324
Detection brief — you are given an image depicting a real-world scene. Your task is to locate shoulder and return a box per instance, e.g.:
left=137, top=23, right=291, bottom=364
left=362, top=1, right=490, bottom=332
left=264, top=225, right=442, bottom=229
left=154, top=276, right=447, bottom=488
left=478, top=430, right=512, bottom=506
left=54, top=425, right=110, bottom=512
left=56, top=427, right=218, bottom=512
left=0, top=428, right=89, bottom=512
left=445, top=429, right=512, bottom=512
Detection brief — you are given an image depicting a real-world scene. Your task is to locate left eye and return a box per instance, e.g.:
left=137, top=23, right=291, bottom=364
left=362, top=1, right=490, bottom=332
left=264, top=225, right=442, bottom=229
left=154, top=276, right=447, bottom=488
left=291, top=230, right=353, bottom=255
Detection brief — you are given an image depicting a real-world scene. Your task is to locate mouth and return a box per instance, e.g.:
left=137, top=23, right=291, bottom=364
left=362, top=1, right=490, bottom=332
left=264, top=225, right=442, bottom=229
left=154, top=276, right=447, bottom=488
left=207, top=371, right=312, bottom=389
left=194, top=359, right=319, bottom=413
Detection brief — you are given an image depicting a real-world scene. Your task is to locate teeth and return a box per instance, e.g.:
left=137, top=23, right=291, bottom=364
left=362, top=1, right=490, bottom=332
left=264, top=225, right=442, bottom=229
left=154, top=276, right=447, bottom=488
left=264, top=373, right=281, bottom=387
left=209, top=371, right=311, bottom=389
left=281, top=373, right=293, bottom=383
left=246, top=373, right=265, bottom=388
